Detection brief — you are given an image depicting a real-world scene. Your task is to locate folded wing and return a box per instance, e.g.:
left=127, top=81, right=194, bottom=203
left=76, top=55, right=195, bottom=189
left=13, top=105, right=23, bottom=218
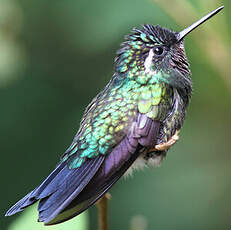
left=6, top=113, right=160, bottom=225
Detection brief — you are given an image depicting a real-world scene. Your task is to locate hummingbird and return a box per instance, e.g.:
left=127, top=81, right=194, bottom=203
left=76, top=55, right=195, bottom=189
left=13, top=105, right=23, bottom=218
left=6, top=6, right=223, bottom=226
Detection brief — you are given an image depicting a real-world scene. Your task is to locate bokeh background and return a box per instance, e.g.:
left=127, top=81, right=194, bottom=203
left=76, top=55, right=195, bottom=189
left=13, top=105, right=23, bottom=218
left=1, top=0, right=231, bottom=229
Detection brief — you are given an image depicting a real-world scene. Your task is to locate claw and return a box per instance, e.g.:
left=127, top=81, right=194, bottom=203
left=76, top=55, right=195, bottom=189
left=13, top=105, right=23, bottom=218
left=149, top=130, right=180, bottom=152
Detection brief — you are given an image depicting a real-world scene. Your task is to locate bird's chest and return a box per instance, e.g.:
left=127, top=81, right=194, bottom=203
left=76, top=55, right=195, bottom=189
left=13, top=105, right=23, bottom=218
left=127, top=89, right=186, bottom=176
left=157, top=88, right=186, bottom=145
left=137, top=83, right=173, bottom=122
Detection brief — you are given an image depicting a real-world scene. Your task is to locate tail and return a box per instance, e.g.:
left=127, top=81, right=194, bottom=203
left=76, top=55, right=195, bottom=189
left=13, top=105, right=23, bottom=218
left=5, top=156, right=105, bottom=224
left=5, top=162, right=67, bottom=216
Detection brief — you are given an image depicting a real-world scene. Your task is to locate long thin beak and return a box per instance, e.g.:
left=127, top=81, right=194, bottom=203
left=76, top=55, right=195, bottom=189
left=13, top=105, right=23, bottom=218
left=177, top=6, right=224, bottom=42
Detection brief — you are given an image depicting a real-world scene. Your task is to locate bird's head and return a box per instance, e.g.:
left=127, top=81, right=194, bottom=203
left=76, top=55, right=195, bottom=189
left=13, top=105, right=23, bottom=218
left=115, top=6, right=223, bottom=89
left=115, top=25, right=189, bottom=77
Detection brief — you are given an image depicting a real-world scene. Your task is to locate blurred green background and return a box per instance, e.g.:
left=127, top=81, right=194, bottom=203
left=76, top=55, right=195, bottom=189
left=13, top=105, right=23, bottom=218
left=1, top=0, right=231, bottom=229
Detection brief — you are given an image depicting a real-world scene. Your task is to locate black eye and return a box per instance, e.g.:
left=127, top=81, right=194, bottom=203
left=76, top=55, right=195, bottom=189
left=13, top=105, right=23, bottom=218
left=153, top=46, right=164, bottom=56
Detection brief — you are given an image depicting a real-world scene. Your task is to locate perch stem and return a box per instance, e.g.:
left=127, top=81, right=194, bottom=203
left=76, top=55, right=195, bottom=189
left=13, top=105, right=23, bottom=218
left=97, top=193, right=111, bottom=230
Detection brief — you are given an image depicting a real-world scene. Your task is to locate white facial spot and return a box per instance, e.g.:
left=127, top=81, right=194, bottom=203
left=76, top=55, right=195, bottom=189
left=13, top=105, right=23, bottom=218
left=144, top=49, right=154, bottom=73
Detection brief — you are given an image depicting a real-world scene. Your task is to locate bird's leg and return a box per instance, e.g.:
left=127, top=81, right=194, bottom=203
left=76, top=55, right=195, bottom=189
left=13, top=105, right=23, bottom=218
left=149, top=130, right=180, bottom=152
left=96, top=193, right=111, bottom=230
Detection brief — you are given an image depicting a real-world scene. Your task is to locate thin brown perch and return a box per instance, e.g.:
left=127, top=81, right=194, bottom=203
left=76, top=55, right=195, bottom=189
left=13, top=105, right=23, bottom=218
left=96, top=193, right=111, bottom=230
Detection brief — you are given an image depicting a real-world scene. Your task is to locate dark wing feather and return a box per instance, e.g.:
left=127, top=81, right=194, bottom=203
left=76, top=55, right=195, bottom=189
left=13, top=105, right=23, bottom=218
left=38, top=156, right=104, bottom=223
left=44, top=114, right=160, bottom=225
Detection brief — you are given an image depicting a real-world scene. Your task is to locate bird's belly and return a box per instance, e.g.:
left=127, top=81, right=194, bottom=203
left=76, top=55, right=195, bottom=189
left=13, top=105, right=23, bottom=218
left=124, top=151, right=164, bottom=177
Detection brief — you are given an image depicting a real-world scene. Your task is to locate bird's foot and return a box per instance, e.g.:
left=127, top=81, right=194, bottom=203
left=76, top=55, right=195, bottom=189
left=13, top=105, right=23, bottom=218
left=149, top=130, right=180, bottom=152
